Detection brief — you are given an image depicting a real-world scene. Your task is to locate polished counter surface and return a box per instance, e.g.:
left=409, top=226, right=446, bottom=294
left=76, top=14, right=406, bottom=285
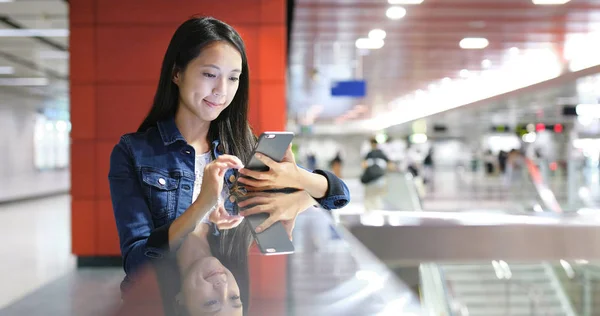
left=341, top=210, right=600, bottom=264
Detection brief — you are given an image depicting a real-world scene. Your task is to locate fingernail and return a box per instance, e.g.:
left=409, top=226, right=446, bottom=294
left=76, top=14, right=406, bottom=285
left=255, top=153, right=262, bottom=158
left=255, top=227, right=262, bottom=233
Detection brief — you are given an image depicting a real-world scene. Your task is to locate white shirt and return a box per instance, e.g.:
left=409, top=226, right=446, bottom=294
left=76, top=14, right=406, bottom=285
left=192, top=151, right=228, bottom=223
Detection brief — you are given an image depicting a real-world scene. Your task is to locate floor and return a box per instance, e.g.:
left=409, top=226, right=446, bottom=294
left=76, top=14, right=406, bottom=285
left=0, top=194, right=76, bottom=311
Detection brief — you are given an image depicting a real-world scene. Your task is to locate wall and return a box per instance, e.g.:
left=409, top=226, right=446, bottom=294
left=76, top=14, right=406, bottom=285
left=0, top=88, right=52, bottom=178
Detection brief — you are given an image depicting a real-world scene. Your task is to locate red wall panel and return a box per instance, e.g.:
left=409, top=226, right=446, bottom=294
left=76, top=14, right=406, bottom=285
left=95, top=141, right=116, bottom=199
left=95, top=84, right=154, bottom=140
left=258, top=26, right=286, bottom=81
left=71, top=141, right=96, bottom=198
left=71, top=200, right=96, bottom=255
left=95, top=0, right=261, bottom=25
left=69, top=27, right=96, bottom=84
left=95, top=26, right=172, bottom=83
left=70, top=85, right=96, bottom=140
left=96, top=199, right=121, bottom=254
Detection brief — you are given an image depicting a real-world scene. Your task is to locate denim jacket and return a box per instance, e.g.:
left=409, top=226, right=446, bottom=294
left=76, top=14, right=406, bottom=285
left=108, top=117, right=350, bottom=279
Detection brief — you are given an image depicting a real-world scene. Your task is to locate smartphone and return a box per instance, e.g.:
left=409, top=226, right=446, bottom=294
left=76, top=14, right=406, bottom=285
left=245, top=132, right=295, bottom=172
left=242, top=131, right=295, bottom=255
left=245, top=212, right=295, bottom=255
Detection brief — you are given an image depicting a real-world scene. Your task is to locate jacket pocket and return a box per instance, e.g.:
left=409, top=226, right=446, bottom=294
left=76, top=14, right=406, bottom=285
left=141, top=167, right=180, bottom=226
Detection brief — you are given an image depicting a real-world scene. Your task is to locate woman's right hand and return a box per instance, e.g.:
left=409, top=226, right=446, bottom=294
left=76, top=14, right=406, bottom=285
left=196, top=154, right=244, bottom=207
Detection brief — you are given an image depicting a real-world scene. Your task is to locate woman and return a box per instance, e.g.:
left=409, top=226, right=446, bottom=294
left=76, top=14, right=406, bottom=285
left=108, top=16, right=350, bottom=300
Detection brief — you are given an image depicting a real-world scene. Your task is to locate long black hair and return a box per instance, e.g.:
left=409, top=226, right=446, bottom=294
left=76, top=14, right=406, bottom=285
left=138, top=16, right=256, bottom=165
left=207, top=225, right=253, bottom=315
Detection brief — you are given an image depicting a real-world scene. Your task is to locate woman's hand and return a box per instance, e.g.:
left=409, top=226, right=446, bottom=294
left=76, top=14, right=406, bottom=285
left=237, top=190, right=316, bottom=237
left=237, top=145, right=301, bottom=190
left=208, top=204, right=244, bottom=230
left=196, top=154, right=244, bottom=207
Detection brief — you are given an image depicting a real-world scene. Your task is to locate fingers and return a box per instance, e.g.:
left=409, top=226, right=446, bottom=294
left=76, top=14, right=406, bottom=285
left=237, top=176, right=268, bottom=187
left=216, top=154, right=245, bottom=169
left=209, top=204, right=243, bottom=230
left=282, top=144, right=296, bottom=163
left=238, top=204, right=271, bottom=217
left=217, top=217, right=244, bottom=230
left=237, top=196, right=272, bottom=208
left=282, top=219, right=296, bottom=241
left=253, top=152, right=277, bottom=169
left=210, top=161, right=242, bottom=174
left=238, top=168, right=271, bottom=181
left=256, top=215, right=278, bottom=233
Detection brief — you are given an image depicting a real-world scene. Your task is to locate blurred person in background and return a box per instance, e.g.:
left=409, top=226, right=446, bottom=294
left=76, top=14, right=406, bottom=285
left=484, top=149, right=496, bottom=176
left=422, top=148, right=434, bottom=186
left=329, top=150, right=343, bottom=178
left=505, top=149, right=526, bottom=198
left=108, top=16, right=351, bottom=305
left=498, top=150, right=508, bottom=174
left=361, top=138, right=392, bottom=212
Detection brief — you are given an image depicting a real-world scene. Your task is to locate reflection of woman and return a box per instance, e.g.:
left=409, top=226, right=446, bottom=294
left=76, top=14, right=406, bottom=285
left=176, top=223, right=245, bottom=316
left=115, top=221, right=248, bottom=316
left=108, top=16, right=350, bottom=302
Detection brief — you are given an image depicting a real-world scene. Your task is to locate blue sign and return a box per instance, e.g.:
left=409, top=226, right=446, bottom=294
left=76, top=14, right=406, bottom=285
left=331, top=80, right=366, bottom=97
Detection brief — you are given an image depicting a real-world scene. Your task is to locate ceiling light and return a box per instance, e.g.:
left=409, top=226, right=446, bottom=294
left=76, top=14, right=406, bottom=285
left=0, top=77, right=49, bottom=86
left=532, top=0, right=571, bottom=4
left=388, top=0, right=423, bottom=4
left=459, top=37, right=489, bottom=49
left=442, top=77, right=452, bottom=84
left=576, top=104, right=600, bottom=118
left=0, top=66, right=14, bottom=75
left=368, top=29, right=387, bottom=40
left=481, top=59, right=492, bottom=68
left=459, top=69, right=470, bottom=78
left=410, top=133, right=428, bottom=144
left=509, top=47, right=520, bottom=55
left=355, top=38, right=385, bottom=49
left=0, top=0, right=15, bottom=2
left=386, top=6, right=407, bottom=20
left=0, top=29, right=69, bottom=37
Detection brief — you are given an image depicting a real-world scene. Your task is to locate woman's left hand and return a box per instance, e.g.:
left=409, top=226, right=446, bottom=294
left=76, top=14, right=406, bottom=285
left=237, top=145, right=301, bottom=190
left=237, top=190, right=315, bottom=237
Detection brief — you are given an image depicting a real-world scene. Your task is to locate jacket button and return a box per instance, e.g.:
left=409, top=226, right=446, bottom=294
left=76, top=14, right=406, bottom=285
left=217, top=144, right=224, bottom=153
left=185, top=150, right=191, bottom=154
left=229, top=175, right=236, bottom=182
left=158, top=178, right=166, bottom=186
left=229, top=196, right=236, bottom=203
left=182, top=184, right=191, bottom=191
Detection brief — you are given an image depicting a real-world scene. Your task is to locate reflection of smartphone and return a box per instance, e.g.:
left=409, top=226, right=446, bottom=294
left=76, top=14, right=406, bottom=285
left=246, top=132, right=295, bottom=172
left=245, top=213, right=295, bottom=255
left=243, top=131, right=295, bottom=255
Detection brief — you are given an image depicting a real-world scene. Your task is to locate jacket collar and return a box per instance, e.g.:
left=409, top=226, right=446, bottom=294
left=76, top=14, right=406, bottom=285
left=157, top=117, right=224, bottom=155
left=157, top=117, right=186, bottom=146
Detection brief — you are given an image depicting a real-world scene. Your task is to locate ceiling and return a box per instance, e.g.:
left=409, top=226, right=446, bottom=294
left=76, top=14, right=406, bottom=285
left=289, top=0, right=600, bottom=125
left=0, top=0, right=68, bottom=111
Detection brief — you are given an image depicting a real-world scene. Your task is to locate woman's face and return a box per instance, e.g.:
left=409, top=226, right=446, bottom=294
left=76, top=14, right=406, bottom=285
left=174, top=41, right=243, bottom=123
left=182, top=257, right=243, bottom=316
